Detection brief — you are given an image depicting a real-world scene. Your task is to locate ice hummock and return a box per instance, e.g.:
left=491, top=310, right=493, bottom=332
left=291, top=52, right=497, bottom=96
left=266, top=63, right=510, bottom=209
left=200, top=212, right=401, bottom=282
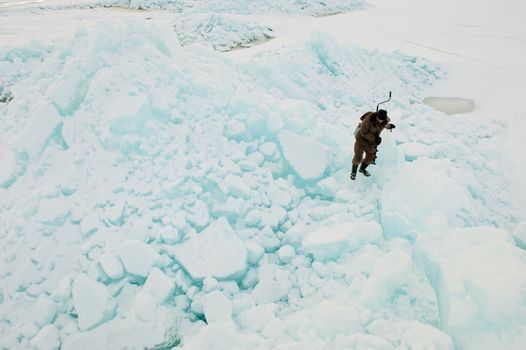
left=0, top=13, right=525, bottom=350
left=173, top=13, right=274, bottom=52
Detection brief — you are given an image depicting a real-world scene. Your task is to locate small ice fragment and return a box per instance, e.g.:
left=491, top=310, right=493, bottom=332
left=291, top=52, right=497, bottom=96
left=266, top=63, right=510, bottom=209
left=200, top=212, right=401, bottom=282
left=30, top=325, right=60, bottom=350
left=32, top=298, right=57, bottom=327
left=203, top=291, right=232, bottom=324
left=277, top=245, right=295, bottom=264
left=99, top=253, right=124, bottom=280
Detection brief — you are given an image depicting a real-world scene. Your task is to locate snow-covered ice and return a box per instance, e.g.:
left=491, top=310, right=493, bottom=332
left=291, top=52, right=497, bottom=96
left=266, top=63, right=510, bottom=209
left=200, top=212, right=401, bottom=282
left=1, top=0, right=526, bottom=349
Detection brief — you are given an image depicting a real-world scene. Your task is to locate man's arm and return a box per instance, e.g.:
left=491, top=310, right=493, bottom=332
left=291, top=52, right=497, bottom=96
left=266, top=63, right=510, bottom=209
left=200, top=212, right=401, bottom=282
left=382, top=117, right=396, bottom=130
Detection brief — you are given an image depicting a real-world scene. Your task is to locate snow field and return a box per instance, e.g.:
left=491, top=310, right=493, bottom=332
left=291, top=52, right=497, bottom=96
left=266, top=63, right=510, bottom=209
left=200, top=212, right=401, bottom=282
left=0, top=13, right=525, bottom=350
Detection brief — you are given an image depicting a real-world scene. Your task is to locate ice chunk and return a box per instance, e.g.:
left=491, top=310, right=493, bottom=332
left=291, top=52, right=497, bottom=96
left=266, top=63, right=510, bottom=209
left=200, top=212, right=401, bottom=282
left=360, top=249, right=413, bottom=306
left=30, top=325, right=60, bottom=350
left=267, top=112, right=283, bottom=132
left=173, top=217, right=247, bottom=280
left=255, top=225, right=281, bottom=251
left=72, top=274, right=116, bottom=331
left=259, top=142, right=278, bottom=158
left=347, top=333, right=395, bottom=350
left=261, top=318, right=285, bottom=339
left=51, top=276, right=72, bottom=301
left=314, top=300, right=362, bottom=337
left=98, top=253, right=124, bottom=280
left=21, top=322, right=40, bottom=339
left=237, top=303, right=277, bottom=332
left=252, top=279, right=282, bottom=305
left=105, top=203, right=125, bottom=226
left=115, top=240, right=162, bottom=279
left=301, top=221, right=382, bottom=260
left=420, top=226, right=526, bottom=349
left=398, top=142, right=436, bottom=161
left=143, top=268, right=174, bottom=303
left=203, top=291, right=232, bottom=324
left=48, top=72, right=84, bottom=116
left=182, top=322, right=239, bottom=350
left=203, top=277, right=220, bottom=292
left=380, top=158, right=471, bottom=240
left=260, top=206, right=287, bottom=230
left=186, top=199, right=210, bottom=230
left=245, top=241, right=264, bottom=264
left=159, top=226, right=181, bottom=244
left=133, top=292, right=157, bottom=322
left=106, top=94, right=152, bottom=134
left=17, top=101, right=61, bottom=158
left=219, top=280, right=240, bottom=296
left=277, top=245, right=295, bottom=264
left=512, top=221, right=526, bottom=249
left=34, top=199, right=71, bottom=226
left=0, top=150, right=17, bottom=188
left=278, top=130, right=329, bottom=181
left=32, top=298, right=57, bottom=327
left=218, top=174, right=251, bottom=199
left=368, top=319, right=453, bottom=350
left=224, top=119, right=246, bottom=139
left=79, top=212, right=100, bottom=237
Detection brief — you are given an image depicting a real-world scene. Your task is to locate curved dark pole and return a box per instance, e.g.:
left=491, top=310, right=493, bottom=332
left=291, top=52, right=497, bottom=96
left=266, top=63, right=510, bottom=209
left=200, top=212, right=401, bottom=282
left=376, top=91, right=392, bottom=111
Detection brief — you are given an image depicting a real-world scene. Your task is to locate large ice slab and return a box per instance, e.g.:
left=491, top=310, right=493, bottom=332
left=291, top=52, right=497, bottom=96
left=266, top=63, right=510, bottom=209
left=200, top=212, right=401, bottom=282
left=106, top=94, right=152, bottom=135
left=380, top=158, right=471, bottom=240
left=203, top=291, right=233, bottom=324
left=301, top=221, right=382, bottom=260
left=173, top=217, right=247, bottom=280
left=142, top=268, right=174, bottom=304
left=278, top=130, right=329, bottom=181
left=420, top=226, right=526, bottom=349
left=72, top=274, right=117, bottom=331
left=16, top=101, right=62, bottom=158
left=115, top=240, right=162, bottom=279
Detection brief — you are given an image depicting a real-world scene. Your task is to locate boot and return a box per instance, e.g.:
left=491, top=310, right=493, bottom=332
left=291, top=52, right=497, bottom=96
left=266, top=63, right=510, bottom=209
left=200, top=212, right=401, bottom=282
left=350, top=164, right=358, bottom=180
left=359, top=163, right=371, bottom=177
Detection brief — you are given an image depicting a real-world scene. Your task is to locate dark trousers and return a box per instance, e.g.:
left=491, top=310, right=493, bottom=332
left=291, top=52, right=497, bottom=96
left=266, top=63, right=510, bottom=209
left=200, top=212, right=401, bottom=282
left=352, top=140, right=376, bottom=166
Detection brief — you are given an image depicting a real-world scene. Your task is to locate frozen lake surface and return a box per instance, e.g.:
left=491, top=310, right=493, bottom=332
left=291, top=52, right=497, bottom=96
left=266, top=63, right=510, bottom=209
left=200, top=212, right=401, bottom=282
left=423, top=97, right=475, bottom=115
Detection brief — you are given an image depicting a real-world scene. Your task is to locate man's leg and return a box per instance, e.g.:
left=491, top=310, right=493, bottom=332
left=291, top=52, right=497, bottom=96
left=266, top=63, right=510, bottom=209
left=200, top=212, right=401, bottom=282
left=364, top=146, right=376, bottom=165
left=359, top=146, right=376, bottom=177
left=351, top=142, right=363, bottom=180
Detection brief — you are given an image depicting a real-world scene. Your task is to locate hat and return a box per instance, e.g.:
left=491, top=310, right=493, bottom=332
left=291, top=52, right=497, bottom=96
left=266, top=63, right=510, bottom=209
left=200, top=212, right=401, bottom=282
left=377, top=109, right=388, bottom=121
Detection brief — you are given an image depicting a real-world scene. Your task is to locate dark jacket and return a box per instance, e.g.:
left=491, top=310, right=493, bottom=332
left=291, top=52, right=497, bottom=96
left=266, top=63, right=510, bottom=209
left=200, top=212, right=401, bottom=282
left=355, top=111, right=393, bottom=148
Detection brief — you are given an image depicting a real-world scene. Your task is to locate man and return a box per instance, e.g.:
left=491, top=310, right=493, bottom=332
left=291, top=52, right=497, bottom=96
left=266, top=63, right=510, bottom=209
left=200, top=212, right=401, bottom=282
left=350, top=109, right=395, bottom=180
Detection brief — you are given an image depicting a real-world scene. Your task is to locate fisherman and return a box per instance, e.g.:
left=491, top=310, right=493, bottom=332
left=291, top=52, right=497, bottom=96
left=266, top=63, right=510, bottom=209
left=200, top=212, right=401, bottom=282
left=350, top=109, right=395, bottom=180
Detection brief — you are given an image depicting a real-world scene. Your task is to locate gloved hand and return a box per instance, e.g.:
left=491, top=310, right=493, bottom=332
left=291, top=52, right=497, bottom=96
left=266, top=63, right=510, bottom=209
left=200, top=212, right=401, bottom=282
left=375, top=136, right=382, bottom=145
